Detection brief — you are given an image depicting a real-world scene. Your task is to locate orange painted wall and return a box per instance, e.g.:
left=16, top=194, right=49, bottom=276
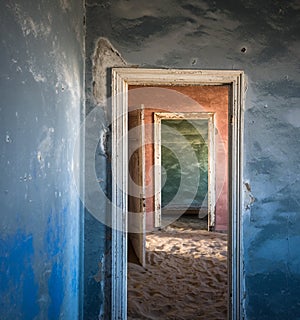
left=128, top=85, right=229, bottom=231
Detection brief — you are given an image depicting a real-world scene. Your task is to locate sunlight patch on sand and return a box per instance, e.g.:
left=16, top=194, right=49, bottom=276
left=128, top=221, right=228, bottom=320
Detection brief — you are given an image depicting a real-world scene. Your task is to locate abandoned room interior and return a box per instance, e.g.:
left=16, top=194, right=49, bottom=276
left=1, top=0, right=299, bottom=319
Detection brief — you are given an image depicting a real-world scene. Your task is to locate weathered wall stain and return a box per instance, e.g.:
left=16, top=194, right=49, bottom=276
left=86, top=0, right=300, bottom=318
left=8, top=2, right=52, bottom=39
left=0, top=0, right=85, bottom=319
left=1, top=0, right=299, bottom=318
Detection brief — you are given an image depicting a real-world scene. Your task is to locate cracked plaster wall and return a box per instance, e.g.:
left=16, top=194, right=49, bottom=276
left=86, top=0, right=300, bottom=319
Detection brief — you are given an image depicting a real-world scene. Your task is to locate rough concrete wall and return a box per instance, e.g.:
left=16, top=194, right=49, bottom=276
left=86, top=0, right=300, bottom=318
left=0, top=0, right=85, bottom=319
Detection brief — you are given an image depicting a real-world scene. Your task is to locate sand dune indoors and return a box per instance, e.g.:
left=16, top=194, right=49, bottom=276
left=128, top=217, right=228, bottom=320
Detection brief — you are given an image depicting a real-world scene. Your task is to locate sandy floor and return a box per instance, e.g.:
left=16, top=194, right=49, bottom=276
left=128, top=216, right=228, bottom=320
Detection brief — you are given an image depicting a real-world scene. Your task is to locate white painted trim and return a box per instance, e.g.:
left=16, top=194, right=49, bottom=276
left=208, top=113, right=216, bottom=230
left=153, top=112, right=215, bottom=231
left=153, top=113, right=162, bottom=228
left=111, top=70, right=128, bottom=320
left=111, top=68, right=245, bottom=320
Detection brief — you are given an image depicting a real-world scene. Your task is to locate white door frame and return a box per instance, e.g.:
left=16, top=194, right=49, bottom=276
left=111, top=68, right=245, bottom=320
left=153, top=112, right=215, bottom=230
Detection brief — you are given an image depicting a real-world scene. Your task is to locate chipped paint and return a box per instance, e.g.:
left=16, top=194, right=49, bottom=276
left=9, top=2, right=52, bottom=39
left=28, top=64, right=47, bottom=83
left=244, top=181, right=255, bottom=211
left=0, top=0, right=84, bottom=319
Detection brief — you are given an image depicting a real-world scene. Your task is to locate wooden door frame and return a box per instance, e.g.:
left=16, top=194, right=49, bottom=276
left=153, top=112, right=216, bottom=230
left=128, top=107, right=146, bottom=267
left=111, top=68, right=245, bottom=320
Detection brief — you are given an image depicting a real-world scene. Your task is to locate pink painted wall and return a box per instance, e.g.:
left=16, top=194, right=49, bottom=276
left=129, top=85, right=229, bottom=231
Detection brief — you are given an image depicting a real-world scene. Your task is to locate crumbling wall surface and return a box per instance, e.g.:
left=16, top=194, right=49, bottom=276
left=0, top=0, right=85, bottom=319
left=84, top=33, right=127, bottom=318
left=86, top=0, right=300, bottom=318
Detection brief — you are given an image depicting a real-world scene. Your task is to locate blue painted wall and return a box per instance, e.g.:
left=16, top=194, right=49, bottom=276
left=0, top=0, right=85, bottom=319
left=85, top=0, right=300, bottom=319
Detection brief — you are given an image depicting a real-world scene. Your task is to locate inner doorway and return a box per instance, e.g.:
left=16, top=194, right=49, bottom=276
left=111, top=68, right=245, bottom=320
left=127, top=87, right=228, bottom=319
left=154, top=112, right=215, bottom=231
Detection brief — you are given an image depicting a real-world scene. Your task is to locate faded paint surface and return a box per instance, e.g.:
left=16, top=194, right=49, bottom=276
left=0, top=0, right=85, bottom=319
left=86, top=0, right=300, bottom=318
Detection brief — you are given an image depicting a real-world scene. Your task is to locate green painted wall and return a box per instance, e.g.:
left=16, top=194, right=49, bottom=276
left=161, top=119, right=208, bottom=209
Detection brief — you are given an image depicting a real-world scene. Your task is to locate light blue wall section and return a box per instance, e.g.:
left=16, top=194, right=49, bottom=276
left=0, top=0, right=85, bottom=319
left=86, top=0, right=300, bottom=318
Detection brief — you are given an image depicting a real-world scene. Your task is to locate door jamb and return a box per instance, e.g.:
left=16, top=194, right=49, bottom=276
left=111, top=68, right=245, bottom=320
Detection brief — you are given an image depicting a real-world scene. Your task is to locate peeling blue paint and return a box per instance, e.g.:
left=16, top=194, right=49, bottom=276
left=46, top=206, right=67, bottom=258
left=71, top=246, right=79, bottom=295
left=45, top=206, right=68, bottom=318
left=0, top=0, right=84, bottom=318
left=1, top=0, right=299, bottom=318
left=48, top=261, right=64, bottom=319
left=0, top=230, right=39, bottom=319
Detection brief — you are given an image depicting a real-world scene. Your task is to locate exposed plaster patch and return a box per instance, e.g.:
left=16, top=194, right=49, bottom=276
left=28, top=64, right=47, bottom=83
left=37, top=126, right=55, bottom=169
left=190, top=58, right=198, bottom=65
left=10, top=3, right=52, bottom=38
left=98, top=127, right=108, bottom=158
left=20, top=17, right=39, bottom=37
left=244, top=181, right=255, bottom=211
left=5, top=134, right=12, bottom=143
left=92, top=38, right=127, bottom=105
left=57, top=62, right=80, bottom=105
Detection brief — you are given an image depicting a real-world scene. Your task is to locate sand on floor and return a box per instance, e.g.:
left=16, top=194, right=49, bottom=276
left=128, top=218, right=228, bottom=320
